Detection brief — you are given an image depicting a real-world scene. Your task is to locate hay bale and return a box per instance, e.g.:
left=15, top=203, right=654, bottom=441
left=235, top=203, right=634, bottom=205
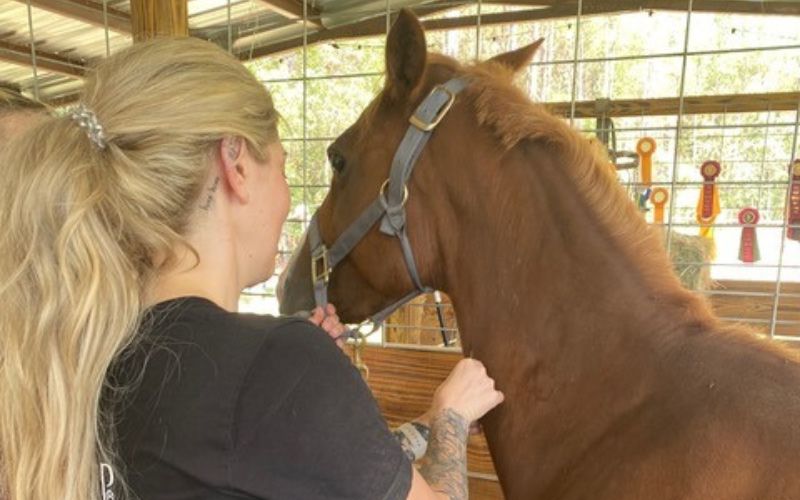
left=665, top=229, right=714, bottom=291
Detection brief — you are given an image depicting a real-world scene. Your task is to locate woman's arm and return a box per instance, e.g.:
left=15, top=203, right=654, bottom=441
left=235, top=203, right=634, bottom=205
left=407, top=359, right=504, bottom=500
left=415, top=408, right=470, bottom=499
left=308, top=306, right=503, bottom=500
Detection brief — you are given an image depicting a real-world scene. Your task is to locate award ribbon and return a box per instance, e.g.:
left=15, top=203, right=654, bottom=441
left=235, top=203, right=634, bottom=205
left=650, top=187, right=669, bottom=224
left=696, top=160, right=721, bottom=239
left=637, top=137, right=656, bottom=187
left=788, top=159, right=800, bottom=241
left=738, top=207, right=760, bottom=263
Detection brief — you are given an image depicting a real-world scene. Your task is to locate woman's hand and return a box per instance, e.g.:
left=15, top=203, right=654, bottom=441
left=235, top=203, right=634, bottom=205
left=308, top=304, right=347, bottom=350
left=429, top=358, right=504, bottom=423
left=412, top=359, right=503, bottom=500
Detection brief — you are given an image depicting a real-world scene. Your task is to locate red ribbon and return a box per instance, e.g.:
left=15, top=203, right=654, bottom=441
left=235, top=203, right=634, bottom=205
left=700, top=161, right=721, bottom=219
left=739, top=208, right=760, bottom=263
left=789, top=159, right=800, bottom=241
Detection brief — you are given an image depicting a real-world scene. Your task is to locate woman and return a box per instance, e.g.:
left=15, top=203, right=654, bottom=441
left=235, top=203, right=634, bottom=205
left=0, top=38, right=503, bottom=500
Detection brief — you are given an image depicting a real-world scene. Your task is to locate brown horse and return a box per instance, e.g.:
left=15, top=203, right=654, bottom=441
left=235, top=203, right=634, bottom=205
left=279, top=10, right=800, bottom=500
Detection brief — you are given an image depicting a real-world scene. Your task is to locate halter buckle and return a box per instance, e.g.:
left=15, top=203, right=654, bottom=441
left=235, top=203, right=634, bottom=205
left=311, top=246, right=330, bottom=284
left=409, top=85, right=456, bottom=132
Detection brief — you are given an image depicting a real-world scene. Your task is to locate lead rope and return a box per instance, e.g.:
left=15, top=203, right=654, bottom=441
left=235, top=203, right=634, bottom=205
left=353, top=333, right=369, bottom=379
left=341, top=320, right=382, bottom=379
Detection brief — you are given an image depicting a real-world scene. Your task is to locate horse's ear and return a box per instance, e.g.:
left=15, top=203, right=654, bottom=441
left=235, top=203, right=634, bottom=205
left=386, top=9, right=427, bottom=98
left=487, top=38, right=544, bottom=74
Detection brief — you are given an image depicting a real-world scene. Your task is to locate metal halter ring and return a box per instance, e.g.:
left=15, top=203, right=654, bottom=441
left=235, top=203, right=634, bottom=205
left=378, top=178, right=409, bottom=211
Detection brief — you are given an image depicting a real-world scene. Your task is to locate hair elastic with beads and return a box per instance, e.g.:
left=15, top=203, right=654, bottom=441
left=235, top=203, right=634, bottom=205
left=70, top=103, right=107, bottom=150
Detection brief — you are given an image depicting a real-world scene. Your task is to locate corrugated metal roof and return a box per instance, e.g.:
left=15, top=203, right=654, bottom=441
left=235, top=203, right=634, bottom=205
left=0, top=0, right=129, bottom=100
left=0, top=0, right=292, bottom=101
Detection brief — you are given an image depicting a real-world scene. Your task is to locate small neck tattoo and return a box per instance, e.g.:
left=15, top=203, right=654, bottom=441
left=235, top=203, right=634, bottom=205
left=200, top=176, right=221, bottom=211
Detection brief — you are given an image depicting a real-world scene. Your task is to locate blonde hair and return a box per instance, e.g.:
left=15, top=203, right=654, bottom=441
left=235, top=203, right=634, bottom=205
left=0, top=37, right=279, bottom=500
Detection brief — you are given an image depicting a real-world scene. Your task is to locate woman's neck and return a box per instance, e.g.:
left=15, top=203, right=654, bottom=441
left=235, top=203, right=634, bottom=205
left=147, top=219, right=243, bottom=312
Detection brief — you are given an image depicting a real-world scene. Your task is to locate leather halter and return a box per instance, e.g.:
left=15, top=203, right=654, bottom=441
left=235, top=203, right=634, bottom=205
left=306, top=77, right=468, bottom=336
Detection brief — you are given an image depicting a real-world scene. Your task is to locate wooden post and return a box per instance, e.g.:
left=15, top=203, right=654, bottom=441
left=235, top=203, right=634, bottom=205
left=130, top=0, right=188, bottom=42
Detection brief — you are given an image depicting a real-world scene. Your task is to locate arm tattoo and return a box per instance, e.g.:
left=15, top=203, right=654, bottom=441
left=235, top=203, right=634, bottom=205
left=200, top=176, right=221, bottom=211
left=418, top=408, right=469, bottom=500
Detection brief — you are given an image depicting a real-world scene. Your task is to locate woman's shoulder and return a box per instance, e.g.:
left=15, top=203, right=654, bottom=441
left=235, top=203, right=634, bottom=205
left=110, top=298, right=351, bottom=494
left=135, top=296, right=344, bottom=396
left=141, top=296, right=322, bottom=357
left=117, top=296, right=336, bottom=409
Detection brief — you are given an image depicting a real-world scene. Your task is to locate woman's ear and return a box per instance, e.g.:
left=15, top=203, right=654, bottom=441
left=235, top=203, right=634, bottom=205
left=218, top=136, right=250, bottom=204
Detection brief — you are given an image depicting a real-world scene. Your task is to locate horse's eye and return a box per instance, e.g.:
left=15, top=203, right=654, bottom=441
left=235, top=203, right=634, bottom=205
left=327, top=146, right=346, bottom=173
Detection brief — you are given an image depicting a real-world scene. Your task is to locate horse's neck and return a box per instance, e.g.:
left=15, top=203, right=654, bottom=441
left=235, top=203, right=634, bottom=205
left=439, top=141, right=708, bottom=493
left=443, top=141, right=688, bottom=353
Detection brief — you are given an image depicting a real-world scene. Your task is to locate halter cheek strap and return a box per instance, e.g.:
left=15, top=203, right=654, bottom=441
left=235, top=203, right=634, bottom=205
left=307, top=77, right=469, bottom=334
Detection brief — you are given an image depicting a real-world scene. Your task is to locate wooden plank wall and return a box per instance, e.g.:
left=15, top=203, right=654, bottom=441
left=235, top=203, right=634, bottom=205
left=367, top=279, right=800, bottom=499
left=386, top=280, right=800, bottom=345
left=709, top=280, right=800, bottom=337
left=353, top=346, right=505, bottom=499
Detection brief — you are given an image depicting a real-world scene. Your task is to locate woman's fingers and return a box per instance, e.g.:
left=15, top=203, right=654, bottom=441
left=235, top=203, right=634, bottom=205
left=305, top=304, right=347, bottom=352
left=308, top=306, right=324, bottom=327
left=430, top=359, right=504, bottom=422
left=325, top=303, right=337, bottom=316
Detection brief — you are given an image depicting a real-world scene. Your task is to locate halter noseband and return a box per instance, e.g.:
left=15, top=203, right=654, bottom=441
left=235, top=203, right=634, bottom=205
left=306, top=77, right=468, bottom=335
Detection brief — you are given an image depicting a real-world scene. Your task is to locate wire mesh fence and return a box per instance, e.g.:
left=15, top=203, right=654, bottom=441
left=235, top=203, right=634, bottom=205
left=7, top=0, right=800, bottom=347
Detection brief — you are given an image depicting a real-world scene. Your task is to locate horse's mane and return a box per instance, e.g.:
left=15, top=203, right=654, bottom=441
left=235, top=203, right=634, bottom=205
left=350, top=52, right=794, bottom=358
left=424, top=54, right=799, bottom=360
left=443, top=57, right=687, bottom=299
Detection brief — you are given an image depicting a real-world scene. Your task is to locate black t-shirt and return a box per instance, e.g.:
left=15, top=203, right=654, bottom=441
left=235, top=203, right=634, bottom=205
left=106, top=296, right=411, bottom=500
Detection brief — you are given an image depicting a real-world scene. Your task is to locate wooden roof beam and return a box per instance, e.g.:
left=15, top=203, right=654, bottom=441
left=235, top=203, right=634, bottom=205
left=47, top=91, right=800, bottom=122
left=546, top=91, right=800, bottom=118
left=239, top=0, right=800, bottom=61
left=422, top=3, right=626, bottom=30
left=0, top=39, right=85, bottom=78
left=238, top=3, right=620, bottom=59
left=639, top=0, right=800, bottom=16
left=481, top=0, right=800, bottom=16
left=255, top=0, right=324, bottom=28
left=14, top=0, right=132, bottom=33
left=130, top=0, right=188, bottom=41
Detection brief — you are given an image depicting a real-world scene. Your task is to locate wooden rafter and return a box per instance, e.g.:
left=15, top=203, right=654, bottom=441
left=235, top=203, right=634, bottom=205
left=0, top=39, right=85, bottom=78
left=255, top=0, right=323, bottom=28
left=482, top=0, right=800, bottom=16
left=238, top=0, right=800, bottom=59
left=421, top=3, right=628, bottom=31
left=640, top=0, right=800, bottom=16
left=130, top=0, right=188, bottom=41
left=546, top=91, right=800, bottom=118
left=236, top=3, right=622, bottom=59
left=14, top=0, right=131, bottom=33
